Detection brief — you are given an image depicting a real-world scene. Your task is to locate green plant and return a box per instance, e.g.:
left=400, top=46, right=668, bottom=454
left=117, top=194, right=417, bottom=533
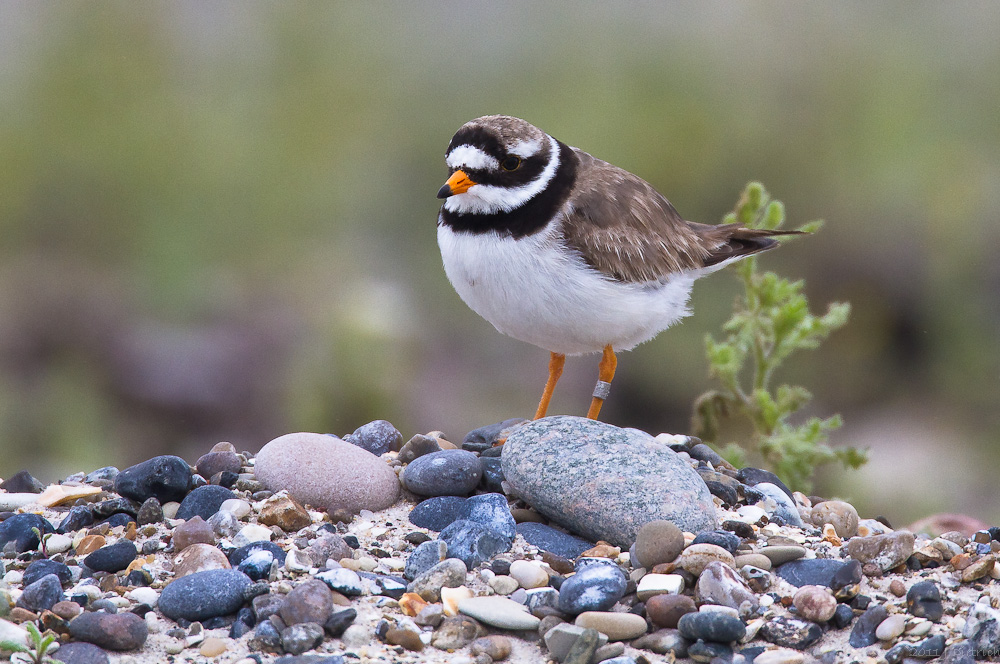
left=692, top=182, right=866, bottom=492
left=0, top=622, right=60, bottom=664
left=31, top=528, right=53, bottom=559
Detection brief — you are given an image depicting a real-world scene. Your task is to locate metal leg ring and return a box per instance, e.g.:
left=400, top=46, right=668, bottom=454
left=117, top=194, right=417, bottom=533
left=592, top=380, right=612, bottom=400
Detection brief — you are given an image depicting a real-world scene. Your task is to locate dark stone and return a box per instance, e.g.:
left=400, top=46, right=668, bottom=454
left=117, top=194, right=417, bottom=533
left=462, top=418, right=526, bottom=452
left=401, top=450, right=483, bottom=497
left=237, top=549, right=276, bottom=581
left=404, top=540, right=447, bottom=581
left=736, top=467, right=795, bottom=502
left=701, top=479, right=739, bottom=506
left=346, top=420, right=402, bottom=455
left=252, top=594, right=285, bottom=623
left=84, top=540, right=137, bottom=574
left=135, top=497, right=163, bottom=526
left=324, top=607, right=358, bottom=637
left=721, top=520, right=756, bottom=539
left=85, top=467, right=119, bottom=483
left=678, top=610, right=746, bottom=643
left=229, top=540, right=287, bottom=567
left=17, top=573, right=65, bottom=612
left=480, top=457, right=505, bottom=493
left=760, top=615, right=823, bottom=650
left=831, top=603, right=855, bottom=629
left=367, top=573, right=407, bottom=599
left=516, top=522, right=595, bottom=559
left=175, top=484, right=237, bottom=521
left=775, top=558, right=861, bottom=589
left=99, top=513, right=134, bottom=529
left=906, top=580, right=943, bottom=621
left=68, top=611, right=148, bottom=651
left=214, top=471, right=239, bottom=489
left=886, top=634, right=946, bottom=663
left=125, top=569, right=152, bottom=587
left=1, top=469, right=45, bottom=493
left=51, top=641, right=111, bottom=664
left=113, top=455, right=192, bottom=504
left=458, top=493, right=516, bottom=545
left=251, top=619, right=283, bottom=653
left=91, top=497, right=140, bottom=519
left=438, top=519, right=509, bottom=569
left=58, top=506, right=96, bottom=533
left=408, top=496, right=468, bottom=531
left=229, top=607, right=256, bottom=639
left=195, top=451, right=242, bottom=479
left=0, top=513, right=54, bottom=552
left=691, top=530, right=741, bottom=555
left=687, top=639, right=733, bottom=663
left=24, top=559, right=72, bottom=586
left=281, top=622, right=325, bottom=655
left=158, top=569, right=251, bottom=621
left=688, top=443, right=728, bottom=467
left=849, top=604, right=888, bottom=648
left=557, top=559, right=626, bottom=615
left=941, top=640, right=975, bottom=664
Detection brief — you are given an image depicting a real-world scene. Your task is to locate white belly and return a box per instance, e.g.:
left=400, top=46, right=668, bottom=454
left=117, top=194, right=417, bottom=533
left=437, top=223, right=708, bottom=356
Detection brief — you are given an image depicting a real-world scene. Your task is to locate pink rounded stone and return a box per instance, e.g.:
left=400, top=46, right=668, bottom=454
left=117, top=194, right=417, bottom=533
left=254, top=432, right=400, bottom=514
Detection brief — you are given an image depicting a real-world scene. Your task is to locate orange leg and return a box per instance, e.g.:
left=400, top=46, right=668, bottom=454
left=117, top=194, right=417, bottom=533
left=533, top=352, right=565, bottom=420
left=586, top=345, right=617, bottom=420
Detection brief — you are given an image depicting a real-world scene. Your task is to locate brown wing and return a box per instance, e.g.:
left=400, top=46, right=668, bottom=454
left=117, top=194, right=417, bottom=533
left=560, top=149, right=797, bottom=283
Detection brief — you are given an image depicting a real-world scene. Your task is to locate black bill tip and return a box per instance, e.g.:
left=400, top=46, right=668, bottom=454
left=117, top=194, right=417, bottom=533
left=436, top=184, right=452, bottom=199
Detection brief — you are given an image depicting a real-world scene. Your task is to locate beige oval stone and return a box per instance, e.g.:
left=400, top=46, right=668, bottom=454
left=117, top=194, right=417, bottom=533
left=509, top=560, right=548, bottom=589
left=575, top=611, right=648, bottom=641
left=199, top=637, right=228, bottom=657
left=254, top=432, right=400, bottom=514
left=677, top=543, right=735, bottom=575
left=173, top=543, right=231, bottom=577
left=810, top=500, right=860, bottom=538
left=734, top=553, right=771, bottom=571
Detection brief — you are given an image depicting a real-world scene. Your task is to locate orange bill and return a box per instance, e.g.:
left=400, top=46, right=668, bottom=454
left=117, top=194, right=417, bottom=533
left=437, top=169, right=477, bottom=198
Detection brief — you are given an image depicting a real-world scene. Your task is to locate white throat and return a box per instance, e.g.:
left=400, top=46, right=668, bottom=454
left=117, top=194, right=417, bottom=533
left=443, top=134, right=560, bottom=215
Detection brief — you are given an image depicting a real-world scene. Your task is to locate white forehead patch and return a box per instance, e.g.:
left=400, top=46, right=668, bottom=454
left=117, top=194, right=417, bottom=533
left=446, top=145, right=499, bottom=172
left=508, top=137, right=543, bottom=158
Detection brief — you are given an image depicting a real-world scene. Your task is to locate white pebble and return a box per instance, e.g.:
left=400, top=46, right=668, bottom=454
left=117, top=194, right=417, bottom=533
left=161, top=502, right=180, bottom=519
left=875, top=614, right=907, bottom=641
left=232, top=524, right=272, bottom=548
left=219, top=499, right=251, bottom=518
left=127, top=587, right=159, bottom=607
left=382, top=558, right=405, bottom=572
left=753, top=648, right=805, bottom=664
left=284, top=547, right=313, bottom=573
left=737, top=505, right=768, bottom=523
left=509, top=560, right=548, bottom=589
left=3, top=570, right=23, bottom=584
left=44, top=534, right=73, bottom=554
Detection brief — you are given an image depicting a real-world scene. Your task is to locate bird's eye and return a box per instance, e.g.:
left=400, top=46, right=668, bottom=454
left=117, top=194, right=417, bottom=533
left=500, top=156, right=521, bottom=171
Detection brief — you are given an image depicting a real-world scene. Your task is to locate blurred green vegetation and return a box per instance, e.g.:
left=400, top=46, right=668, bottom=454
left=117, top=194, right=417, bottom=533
left=0, top=3, right=997, bottom=526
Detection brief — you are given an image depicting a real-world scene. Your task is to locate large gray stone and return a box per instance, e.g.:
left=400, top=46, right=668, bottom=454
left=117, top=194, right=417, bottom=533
left=501, top=417, right=716, bottom=547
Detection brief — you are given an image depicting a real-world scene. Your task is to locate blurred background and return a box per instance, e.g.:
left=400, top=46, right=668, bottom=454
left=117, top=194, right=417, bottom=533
left=0, top=2, right=997, bottom=527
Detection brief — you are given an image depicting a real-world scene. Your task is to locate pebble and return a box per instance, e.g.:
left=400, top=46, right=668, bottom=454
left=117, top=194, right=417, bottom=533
left=316, top=567, right=364, bottom=596
left=220, top=498, right=252, bottom=518
left=431, top=615, right=486, bottom=650
left=199, top=636, right=229, bottom=657
left=515, top=522, right=595, bottom=558
left=207, top=509, right=241, bottom=538
left=58, top=506, right=96, bottom=534
left=876, top=613, right=907, bottom=641
left=678, top=609, right=746, bottom=642
left=439, top=519, right=510, bottom=569
left=408, top=495, right=468, bottom=531
left=386, top=625, right=424, bottom=651
left=849, top=603, right=889, bottom=647
left=691, top=529, right=741, bottom=555
left=23, top=559, right=72, bottom=587
left=259, top=492, right=312, bottom=532
left=16, top=573, right=64, bottom=612
left=398, top=434, right=444, bottom=463
left=173, top=542, right=231, bottom=577
left=458, top=595, right=540, bottom=630
left=964, top=602, right=1000, bottom=653
left=754, top=482, right=804, bottom=526
left=281, top=621, right=325, bottom=655
left=774, top=558, right=860, bottom=588
left=84, top=539, right=137, bottom=573
left=677, top=543, right=736, bottom=575
left=736, top=467, right=795, bottom=501
left=646, top=593, right=696, bottom=628
left=760, top=615, right=823, bottom=649
left=68, top=611, right=148, bottom=650
left=158, top=569, right=252, bottom=621
left=793, top=585, right=837, bottom=622
left=195, top=451, right=242, bottom=480
left=543, top=623, right=609, bottom=662
left=324, top=606, right=358, bottom=637
left=752, top=648, right=805, bottom=664
left=232, top=524, right=273, bottom=548
left=459, top=492, right=516, bottom=545
left=636, top=572, right=684, bottom=600
left=470, top=634, right=513, bottom=660
left=127, top=586, right=158, bottom=607
left=463, top=418, right=525, bottom=451
left=279, top=578, right=334, bottom=626
left=52, top=599, right=84, bottom=619
left=404, top=539, right=448, bottom=581
left=346, top=419, right=402, bottom=455
left=735, top=553, right=772, bottom=570
left=171, top=515, right=216, bottom=551
left=113, top=455, right=192, bottom=504
left=407, top=558, right=468, bottom=602
left=254, top=432, right=400, bottom=514
left=175, top=484, right=237, bottom=521
left=845, top=530, right=915, bottom=572
left=557, top=559, right=627, bottom=615
left=488, top=574, right=519, bottom=595
left=759, top=545, right=807, bottom=566
left=694, top=561, right=759, bottom=614
left=502, top=417, right=716, bottom=546
left=0, top=513, right=54, bottom=553
left=48, top=641, right=111, bottom=664
left=634, top=519, right=685, bottom=568
left=810, top=500, right=860, bottom=538
left=509, top=560, right=549, bottom=589
left=305, top=533, right=354, bottom=567
left=401, top=449, right=483, bottom=497
left=575, top=611, right=648, bottom=640
left=229, top=540, right=287, bottom=567
left=906, top=580, right=943, bottom=620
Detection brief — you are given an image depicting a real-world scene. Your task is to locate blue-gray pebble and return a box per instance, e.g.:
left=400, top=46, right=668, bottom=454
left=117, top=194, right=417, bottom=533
left=114, top=455, right=192, bottom=504
left=24, top=559, right=72, bottom=587
left=404, top=540, right=448, bottom=581
left=515, top=522, right=595, bottom=559
left=17, top=573, right=65, bottom=612
left=557, top=559, right=626, bottom=615
left=229, top=541, right=287, bottom=567
left=906, top=580, right=943, bottom=621
left=692, top=530, right=741, bottom=555
left=0, top=513, right=54, bottom=553
left=237, top=549, right=276, bottom=581
left=175, top=484, right=237, bottom=521
left=408, top=496, right=468, bottom=531
left=402, top=450, right=483, bottom=497
left=158, top=569, right=252, bottom=621
left=84, top=540, right=137, bottom=573
left=678, top=610, right=746, bottom=643
left=50, top=641, right=111, bottom=664
left=776, top=558, right=861, bottom=589
left=458, top=493, right=516, bottom=546
left=438, top=519, right=509, bottom=569
left=347, top=420, right=402, bottom=456
left=849, top=604, right=888, bottom=648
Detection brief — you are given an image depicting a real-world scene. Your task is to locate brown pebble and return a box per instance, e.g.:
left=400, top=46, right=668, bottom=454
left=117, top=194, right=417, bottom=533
left=172, top=516, right=216, bottom=551
left=645, top=593, right=696, bottom=628
left=52, top=600, right=83, bottom=620
left=634, top=520, right=685, bottom=569
left=889, top=579, right=906, bottom=597
left=76, top=534, right=107, bottom=556
left=470, top=635, right=513, bottom=661
left=650, top=562, right=678, bottom=574
left=580, top=542, right=621, bottom=559
left=386, top=626, right=425, bottom=651
left=211, top=441, right=237, bottom=453
left=540, top=551, right=575, bottom=575
left=400, top=592, right=429, bottom=617
left=199, top=637, right=228, bottom=657
left=124, top=521, right=137, bottom=541
left=510, top=508, right=545, bottom=524
left=8, top=607, right=38, bottom=623
left=260, top=493, right=312, bottom=532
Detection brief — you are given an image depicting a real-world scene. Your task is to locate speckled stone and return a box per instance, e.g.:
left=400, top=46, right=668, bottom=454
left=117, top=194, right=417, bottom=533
left=407, top=558, right=468, bottom=602
left=810, top=500, right=860, bottom=538
left=646, top=593, right=697, bottom=628
left=438, top=519, right=509, bottom=569
left=845, top=531, right=915, bottom=572
left=404, top=540, right=448, bottom=581
left=68, top=611, right=148, bottom=651
left=401, top=449, right=483, bottom=497
left=515, top=522, right=595, bottom=559
left=634, top=520, right=685, bottom=569
left=158, top=569, right=252, bottom=621
left=694, top=561, right=759, bottom=614
left=793, top=585, right=837, bottom=622
left=502, top=417, right=716, bottom=547
left=760, top=615, right=823, bottom=650
left=254, top=432, right=400, bottom=514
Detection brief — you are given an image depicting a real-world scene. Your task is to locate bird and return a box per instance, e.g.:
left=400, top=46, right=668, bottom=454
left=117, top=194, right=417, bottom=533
left=436, top=115, right=798, bottom=421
